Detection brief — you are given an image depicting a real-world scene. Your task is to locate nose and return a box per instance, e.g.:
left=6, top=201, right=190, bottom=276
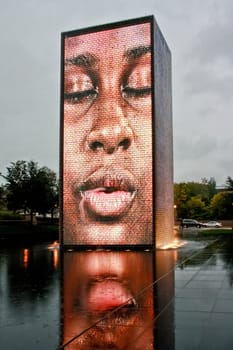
left=87, top=108, right=133, bottom=154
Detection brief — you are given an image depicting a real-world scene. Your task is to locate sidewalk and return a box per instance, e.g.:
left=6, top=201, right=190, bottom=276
left=156, top=238, right=233, bottom=350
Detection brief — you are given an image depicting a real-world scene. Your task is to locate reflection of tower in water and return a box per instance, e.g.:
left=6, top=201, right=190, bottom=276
left=154, top=249, right=176, bottom=349
left=60, top=249, right=175, bottom=349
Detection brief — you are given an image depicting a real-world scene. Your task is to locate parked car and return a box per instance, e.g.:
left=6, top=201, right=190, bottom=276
left=203, top=221, right=222, bottom=228
left=181, top=219, right=203, bottom=228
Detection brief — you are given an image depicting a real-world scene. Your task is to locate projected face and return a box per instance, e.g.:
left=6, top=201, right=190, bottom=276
left=63, top=22, right=153, bottom=245
left=62, top=251, right=154, bottom=349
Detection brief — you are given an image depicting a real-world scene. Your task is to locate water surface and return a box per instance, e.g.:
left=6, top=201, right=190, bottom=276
left=0, top=242, right=60, bottom=350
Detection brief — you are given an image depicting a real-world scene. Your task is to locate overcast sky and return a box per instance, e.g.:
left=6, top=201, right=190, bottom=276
left=0, top=0, right=232, bottom=186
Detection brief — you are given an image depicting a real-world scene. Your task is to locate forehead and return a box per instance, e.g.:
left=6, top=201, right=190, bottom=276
left=64, top=22, right=151, bottom=59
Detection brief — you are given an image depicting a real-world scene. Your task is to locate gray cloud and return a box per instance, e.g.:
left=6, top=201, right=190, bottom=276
left=182, top=0, right=233, bottom=98
left=184, top=67, right=233, bottom=99
left=190, top=3, right=233, bottom=65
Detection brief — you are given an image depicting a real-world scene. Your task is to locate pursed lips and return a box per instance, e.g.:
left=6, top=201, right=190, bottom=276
left=86, top=277, right=137, bottom=313
left=77, top=169, right=137, bottom=218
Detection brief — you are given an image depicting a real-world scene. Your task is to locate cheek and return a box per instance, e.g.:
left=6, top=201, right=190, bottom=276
left=64, top=123, right=81, bottom=149
left=133, top=120, right=152, bottom=194
left=133, top=118, right=152, bottom=156
left=64, top=125, right=84, bottom=172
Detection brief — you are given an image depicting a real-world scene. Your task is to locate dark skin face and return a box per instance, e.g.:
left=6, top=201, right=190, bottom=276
left=63, top=23, right=153, bottom=245
left=62, top=251, right=154, bottom=349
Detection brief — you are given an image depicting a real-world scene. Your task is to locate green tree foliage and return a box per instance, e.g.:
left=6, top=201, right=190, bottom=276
left=0, top=185, right=7, bottom=210
left=226, top=176, right=233, bottom=190
left=186, top=196, right=207, bottom=219
left=174, top=178, right=216, bottom=219
left=174, top=183, right=190, bottom=218
left=5, top=160, right=28, bottom=212
left=201, top=177, right=217, bottom=200
left=209, top=192, right=233, bottom=220
left=35, top=166, right=59, bottom=219
left=5, top=161, right=58, bottom=223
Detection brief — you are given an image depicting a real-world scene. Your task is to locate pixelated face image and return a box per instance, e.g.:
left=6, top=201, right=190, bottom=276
left=62, top=251, right=154, bottom=349
left=62, top=20, right=153, bottom=245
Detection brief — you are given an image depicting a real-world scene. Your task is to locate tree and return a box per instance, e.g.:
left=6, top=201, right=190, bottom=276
left=0, top=185, right=7, bottom=210
left=6, top=161, right=28, bottom=213
left=226, top=176, right=233, bottom=190
left=209, top=192, right=233, bottom=220
left=174, top=178, right=216, bottom=219
left=186, top=196, right=207, bottom=220
left=174, top=183, right=190, bottom=218
left=201, top=177, right=217, bottom=200
left=5, top=161, right=58, bottom=224
left=34, top=166, right=59, bottom=220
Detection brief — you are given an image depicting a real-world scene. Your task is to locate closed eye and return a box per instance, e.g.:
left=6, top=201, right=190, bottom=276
left=122, top=86, right=151, bottom=98
left=64, top=89, right=98, bottom=104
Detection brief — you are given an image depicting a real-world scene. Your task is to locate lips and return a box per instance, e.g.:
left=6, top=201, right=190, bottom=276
left=87, top=278, right=136, bottom=313
left=78, top=169, right=136, bottom=217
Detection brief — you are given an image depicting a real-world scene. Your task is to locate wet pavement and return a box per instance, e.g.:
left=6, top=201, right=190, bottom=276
left=174, top=237, right=233, bottom=350
left=1, top=237, right=233, bottom=349
left=60, top=237, right=233, bottom=349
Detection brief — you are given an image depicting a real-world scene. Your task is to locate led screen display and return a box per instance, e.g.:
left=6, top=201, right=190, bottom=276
left=60, top=17, right=154, bottom=246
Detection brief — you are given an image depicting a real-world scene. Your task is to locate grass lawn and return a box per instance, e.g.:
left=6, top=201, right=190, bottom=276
left=198, top=228, right=233, bottom=236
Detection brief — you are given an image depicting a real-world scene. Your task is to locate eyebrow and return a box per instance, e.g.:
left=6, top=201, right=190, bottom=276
left=65, top=53, right=98, bottom=67
left=64, top=45, right=151, bottom=68
left=125, top=45, right=151, bottom=60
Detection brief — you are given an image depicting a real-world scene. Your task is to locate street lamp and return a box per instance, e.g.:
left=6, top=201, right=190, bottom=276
left=173, top=204, right=177, bottom=224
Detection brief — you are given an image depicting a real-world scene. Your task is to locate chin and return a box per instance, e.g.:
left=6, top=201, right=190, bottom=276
left=64, top=219, right=152, bottom=246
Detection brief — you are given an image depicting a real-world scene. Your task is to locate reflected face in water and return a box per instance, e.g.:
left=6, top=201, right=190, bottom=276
left=62, top=251, right=154, bottom=349
left=63, top=22, right=153, bottom=245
